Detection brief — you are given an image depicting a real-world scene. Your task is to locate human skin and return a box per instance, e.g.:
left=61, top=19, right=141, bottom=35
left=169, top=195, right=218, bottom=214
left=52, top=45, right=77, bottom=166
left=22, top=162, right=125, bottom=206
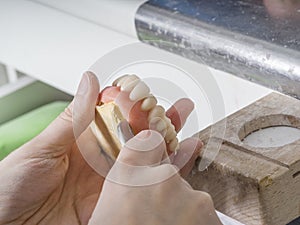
left=264, top=0, right=300, bottom=19
left=0, top=72, right=221, bottom=225
left=89, top=130, right=222, bottom=225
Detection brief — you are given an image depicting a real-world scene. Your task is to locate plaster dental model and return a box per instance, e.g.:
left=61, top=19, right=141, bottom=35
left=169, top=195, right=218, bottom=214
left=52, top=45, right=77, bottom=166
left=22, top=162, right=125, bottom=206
left=92, top=75, right=179, bottom=160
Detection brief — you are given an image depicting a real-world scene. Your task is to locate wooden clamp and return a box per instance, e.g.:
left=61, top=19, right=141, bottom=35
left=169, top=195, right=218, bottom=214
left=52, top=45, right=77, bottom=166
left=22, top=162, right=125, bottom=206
left=187, top=93, right=300, bottom=225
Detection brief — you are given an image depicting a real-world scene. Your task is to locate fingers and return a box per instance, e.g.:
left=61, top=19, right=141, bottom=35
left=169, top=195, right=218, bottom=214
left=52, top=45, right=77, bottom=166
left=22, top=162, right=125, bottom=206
left=166, top=98, right=202, bottom=178
left=115, top=96, right=200, bottom=180
left=73, top=72, right=100, bottom=138
left=34, top=71, right=99, bottom=152
left=118, top=130, right=166, bottom=166
left=264, top=0, right=300, bottom=19
left=166, top=98, right=194, bottom=132
left=107, top=130, right=170, bottom=186
left=172, top=138, right=203, bottom=179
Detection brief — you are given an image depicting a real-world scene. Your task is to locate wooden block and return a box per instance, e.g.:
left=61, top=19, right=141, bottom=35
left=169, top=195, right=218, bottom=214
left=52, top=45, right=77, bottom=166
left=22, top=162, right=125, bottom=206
left=187, top=92, right=300, bottom=225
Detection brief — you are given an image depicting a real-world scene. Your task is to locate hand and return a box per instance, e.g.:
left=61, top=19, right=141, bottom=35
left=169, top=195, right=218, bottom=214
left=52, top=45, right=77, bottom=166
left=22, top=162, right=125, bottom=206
left=0, top=72, right=204, bottom=225
left=0, top=72, right=102, bottom=225
left=89, top=130, right=222, bottom=225
left=264, top=0, right=300, bottom=19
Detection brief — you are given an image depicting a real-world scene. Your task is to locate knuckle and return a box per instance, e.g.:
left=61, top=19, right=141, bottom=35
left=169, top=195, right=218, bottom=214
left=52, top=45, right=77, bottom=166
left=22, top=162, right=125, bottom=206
left=200, top=191, right=213, bottom=201
left=195, top=191, right=214, bottom=209
left=63, top=104, right=73, bottom=117
left=59, top=106, right=73, bottom=123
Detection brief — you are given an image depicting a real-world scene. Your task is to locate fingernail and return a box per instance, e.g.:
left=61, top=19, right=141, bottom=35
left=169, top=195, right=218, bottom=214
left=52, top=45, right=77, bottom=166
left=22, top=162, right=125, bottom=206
left=199, top=140, right=204, bottom=148
left=190, top=138, right=204, bottom=154
left=77, top=72, right=91, bottom=95
left=196, top=142, right=204, bottom=158
left=136, top=130, right=152, bottom=139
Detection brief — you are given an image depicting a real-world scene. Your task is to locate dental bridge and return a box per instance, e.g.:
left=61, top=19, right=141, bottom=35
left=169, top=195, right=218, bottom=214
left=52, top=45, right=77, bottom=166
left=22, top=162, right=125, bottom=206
left=91, top=75, right=179, bottom=161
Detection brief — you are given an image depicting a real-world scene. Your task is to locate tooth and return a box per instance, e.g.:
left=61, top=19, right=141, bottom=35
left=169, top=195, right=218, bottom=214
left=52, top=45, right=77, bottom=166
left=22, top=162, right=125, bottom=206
left=168, top=138, right=179, bottom=152
left=153, top=118, right=167, bottom=132
left=116, top=74, right=138, bottom=87
left=149, top=117, right=165, bottom=130
left=165, top=126, right=177, bottom=142
left=113, top=75, right=129, bottom=86
left=163, top=116, right=177, bottom=142
left=161, top=128, right=168, bottom=136
left=129, top=81, right=150, bottom=102
left=156, top=119, right=167, bottom=131
left=117, top=77, right=129, bottom=87
left=149, top=117, right=167, bottom=136
left=121, top=76, right=140, bottom=92
left=148, top=105, right=165, bottom=121
left=141, top=95, right=157, bottom=111
left=163, top=116, right=173, bottom=127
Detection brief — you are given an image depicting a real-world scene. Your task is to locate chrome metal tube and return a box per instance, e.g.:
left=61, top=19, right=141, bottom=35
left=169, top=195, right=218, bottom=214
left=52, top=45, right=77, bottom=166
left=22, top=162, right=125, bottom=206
left=136, top=0, right=300, bottom=99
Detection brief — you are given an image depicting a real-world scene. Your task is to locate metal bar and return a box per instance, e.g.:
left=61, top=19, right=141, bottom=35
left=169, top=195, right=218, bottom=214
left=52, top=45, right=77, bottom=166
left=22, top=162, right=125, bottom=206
left=135, top=1, right=300, bottom=99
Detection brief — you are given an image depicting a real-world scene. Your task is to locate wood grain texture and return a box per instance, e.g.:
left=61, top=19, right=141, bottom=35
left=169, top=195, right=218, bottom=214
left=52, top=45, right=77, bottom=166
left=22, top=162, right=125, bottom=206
left=187, top=92, right=300, bottom=225
left=93, top=104, right=123, bottom=159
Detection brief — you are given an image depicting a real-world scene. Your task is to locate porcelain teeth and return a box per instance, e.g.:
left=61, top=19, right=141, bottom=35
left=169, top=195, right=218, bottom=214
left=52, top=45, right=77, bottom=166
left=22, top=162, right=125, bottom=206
left=165, top=125, right=177, bottom=143
left=168, top=137, right=179, bottom=152
left=141, top=95, right=157, bottom=111
left=147, top=105, right=178, bottom=152
left=129, top=81, right=150, bottom=102
left=148, top=105, right=165, bottom=119
left=149, top=117, right=167, bottom=136
left=120, top=75, right=140, bottom=92
left=112, top=75, right=179, bottom=152
left=113, top=74, right=129, bottom=86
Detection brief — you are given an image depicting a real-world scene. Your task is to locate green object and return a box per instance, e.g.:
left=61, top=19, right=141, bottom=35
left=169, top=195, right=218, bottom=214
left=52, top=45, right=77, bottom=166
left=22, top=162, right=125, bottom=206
left=0, top=101, right=69, bottom=160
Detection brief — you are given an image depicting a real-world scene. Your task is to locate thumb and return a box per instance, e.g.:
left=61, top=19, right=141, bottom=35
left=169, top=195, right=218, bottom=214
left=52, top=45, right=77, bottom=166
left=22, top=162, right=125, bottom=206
left=107, top=130, right=172, bottom=186
left=34, top=71, right=99, bottom=151
left=118, top=130, right=166, bottom=166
